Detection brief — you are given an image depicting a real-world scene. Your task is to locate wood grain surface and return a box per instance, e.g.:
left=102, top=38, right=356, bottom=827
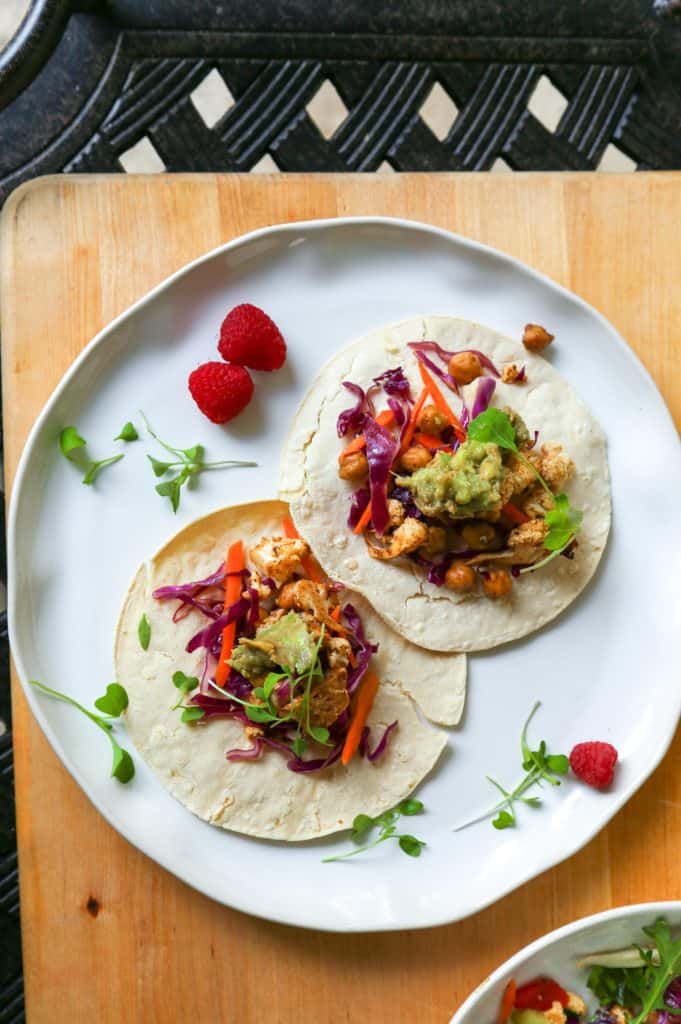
left=2, top=173, right=680, bottom=1024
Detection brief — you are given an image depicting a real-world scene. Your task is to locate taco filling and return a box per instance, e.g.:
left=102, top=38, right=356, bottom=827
left=336, top=340, right=582, bottom=600
left=152, top=523, right=397, bottom=772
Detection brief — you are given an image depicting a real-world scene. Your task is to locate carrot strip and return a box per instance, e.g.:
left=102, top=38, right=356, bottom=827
left=417, top=363, right=466, bottom=442
left=282, top=516, right=324, bottom=582
left=413, top=431, right=450, bottom=450
left=338, top=408, right=396, bottom=461
left=501, top=502, right=530, bottom=525
left=498, top=980, right=517, bottom=1024
left=215, top=540, right=245, bottom=687
left=398, top=386, right=429, bottom=455
left=341, top=670, right=380, bottom=765
left=330, top=605, right=342, bottom=622
left=353, top=501, right=373, bottom=535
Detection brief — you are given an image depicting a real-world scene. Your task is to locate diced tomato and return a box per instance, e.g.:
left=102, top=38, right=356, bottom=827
left=514, top=978, right=569, bottom=1011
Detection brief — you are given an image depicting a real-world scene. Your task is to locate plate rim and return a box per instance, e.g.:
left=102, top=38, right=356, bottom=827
left=7, top=214, right=681, bottom=932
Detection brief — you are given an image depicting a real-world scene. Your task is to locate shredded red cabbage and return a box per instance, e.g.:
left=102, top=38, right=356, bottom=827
left=390, top=485, right=425, bottom=521
left=373, top=366, right=412, bottom=400
left=471, top=377, right=496, bottom=418
left=185, top=597, right=250, bottom=654
left=285, top=742, right=344, bottom=773
left=342, top=602, right=378, bottom=695
left=516, top=366, right=527, bottom=382
left=411, top=347, right=460, bottom=393
left=364, top=415, right=399, bottom=536
left=665, top=977, right=681, bottom=1009
left=368, top=721, right=398, bottom=761
left=347, top=487, right=370, bottom=528
left=408, top=340, right=500, bottom=378
left=337, top=382, right=375, bottom=437
left=226, top=737, right=265, bottom=761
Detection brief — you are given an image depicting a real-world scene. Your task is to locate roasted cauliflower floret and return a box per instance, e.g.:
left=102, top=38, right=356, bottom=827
left=507, top=518, right=549, bottom=549
left=387, top=498, right=406, bottom=529
left=325, top=636, right=352, bottom=670
left=307, top=667, right=350, bottom=728
left=500, top=362, right=525, bottom=384
left=534, top=442, right=574, bottom=491
left=276, top=579, right=343, bottom=632
left=519, top=483, right=556, bottom=519
left=249, top=535, right=309, bottom=588
left=544, top=1000, right=567, bottom=1024
left=565, top=992, right=587, bottom=1017
left=366, top=517, right=429, bottom=561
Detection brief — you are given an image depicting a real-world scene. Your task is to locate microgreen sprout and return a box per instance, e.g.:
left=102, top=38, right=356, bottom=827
left=138, top=613, right=151, bottom=651
left=205, top=626, right=330, bottom=753
left=323, top=799, right=426, bottom=862
left=467, top=408, right=582, bottom=568
left=141, top=412, right=257, bottom=513
left=454, top=701, right=569, bottom=831
left=59, top=426, right=125, bottom=485
left=115, top=421, right=139, bottom=442
left=171, top=670, right=200, bottom=712
left=30, top=680, right=134, bottom=783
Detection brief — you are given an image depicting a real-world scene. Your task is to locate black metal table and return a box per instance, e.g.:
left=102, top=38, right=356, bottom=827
left=1, top=2, right=681, bottom=1019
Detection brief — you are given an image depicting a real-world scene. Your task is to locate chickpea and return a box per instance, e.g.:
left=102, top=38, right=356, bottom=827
left=417, top=405, right=448, bottom=435
left=399, top=444, right=432, bottom=472
left=420, top=525, right=448, bottom=558
left=461, top=521, right=503, bottom=551
left=482, top=569, right=512, bottom=599
left=444, top=561, right=477, bottom=593
left=447, top=351, right=482, bottom=386
left=338, top=451, right=368, bottom=481
left=522, top=323, right=554, bottom=352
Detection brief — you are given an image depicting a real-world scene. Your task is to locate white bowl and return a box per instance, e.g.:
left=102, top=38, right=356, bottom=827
left=451, top=902, right=681, bottom=1023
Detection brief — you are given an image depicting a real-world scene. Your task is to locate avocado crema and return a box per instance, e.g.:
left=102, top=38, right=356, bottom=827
left=396, top=440, right=506, bottom=520
left=229, top=610, right=316, bottom=681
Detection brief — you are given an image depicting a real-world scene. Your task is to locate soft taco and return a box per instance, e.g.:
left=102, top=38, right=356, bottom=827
left=279, top=316, right=610, bottom=653
left=115, top=500, right=464, bottom=841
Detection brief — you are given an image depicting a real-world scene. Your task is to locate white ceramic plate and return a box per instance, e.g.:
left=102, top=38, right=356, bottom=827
left=9, top=218, right=681, bottom=932
left=451, top=901, right=681, bottom=1022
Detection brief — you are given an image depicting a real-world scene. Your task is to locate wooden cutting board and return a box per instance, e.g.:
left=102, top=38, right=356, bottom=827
left=2, top=173, right=680, bottom=1024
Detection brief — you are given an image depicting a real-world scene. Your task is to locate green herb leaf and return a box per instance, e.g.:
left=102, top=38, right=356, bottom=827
left=172, top=671, right=199, bottom=693
left=492, top=810, right=516, bottom=830
left=94, top=682, right=129, bottom=717
left=114, top=421, right=139, bottom=442
left=183, top=444, right=204, bottom=463
left=111, top=743, right=135, bottom=783
left=82, top=453, right=124, bottom=485
left=546, top=753, right=570, bottom=775
left=324, top=802, right=427, bottom=863
left=544, top=492, right=583, bottom=551
left=30, top=680, right=134, bottom=784
left=467, top=408, right=517, bottom=450
left=155, top=469, right=188, bottom=513
left=148, top=455, right=174, bottom=477
left=60, top=426, right=87, bottom=460
left=309, top=725, right=330, bottom=745
left=291, top=736, right=307, bottom=756
left=181, top=707, right=205, bottom=723
left=245, top=704, right=279, bottom=724
left=454, top=702, right=570, bottom=832
left=351, top=814, right=375, bottom=841
left=138, top=613, right=151, bottom=651
left=398, top=835, right=425, bottom=857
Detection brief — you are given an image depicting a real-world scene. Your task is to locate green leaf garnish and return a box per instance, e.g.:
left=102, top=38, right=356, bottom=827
left=544, top=492, right=583, bottom=550
left=454, top=701, right=569, bottom=832
left=324, top=800, right=426, bottom=863
left=181, top=706, right=205, bottom=723
left=171, top=671, right=200, bottom=710
left=82, top=453, right=124, bottom=485
left=586, top=917, right=681, bottom=1024
left=94, top=682, right=129, bottom=717
left=30, top=680, right=134, bottom=783
left=60, top=426, right=87, bottom=460
left=142, top=412, right=257, bottom=514
left=114, top=421, right=139, bottom=442
left=468, top=409, right=583, bottom=568
left=138, top=613, right=151, bottom=651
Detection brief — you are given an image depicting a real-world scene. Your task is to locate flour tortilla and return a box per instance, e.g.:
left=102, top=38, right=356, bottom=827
left=279, top=316, right=611, bottom=653
left=115, top=500, right=456, bottom=841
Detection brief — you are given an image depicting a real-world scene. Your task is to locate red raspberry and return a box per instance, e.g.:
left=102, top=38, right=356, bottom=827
left=188, top=361, right=254, bottom=424
left=569, top=741, right=618, bottom=789
left=218, top=303, right=286, bottom=371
